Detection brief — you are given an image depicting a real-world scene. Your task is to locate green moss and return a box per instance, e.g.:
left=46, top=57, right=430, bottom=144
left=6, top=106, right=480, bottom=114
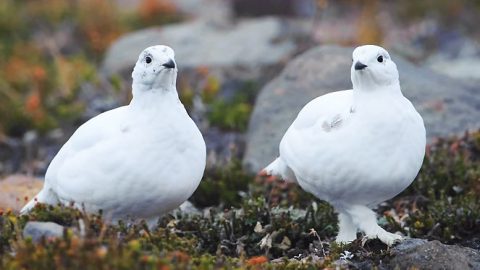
left=190, top=160, right=252, bottom=208
left=208, top=100, right=252, bottom=132
left=206, top=81, right=258, bottom=132
left=0, top=197, right=339, bottom=269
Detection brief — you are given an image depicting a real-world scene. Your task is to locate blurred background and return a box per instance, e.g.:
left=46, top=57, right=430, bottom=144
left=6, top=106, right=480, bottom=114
left=0, top=0, right=479, bottom=210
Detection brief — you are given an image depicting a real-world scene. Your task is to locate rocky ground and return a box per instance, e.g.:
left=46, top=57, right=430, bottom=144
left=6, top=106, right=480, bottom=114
left=1, top=0, right=480, bottom=269
left=2, top=132, right=480, bottom=269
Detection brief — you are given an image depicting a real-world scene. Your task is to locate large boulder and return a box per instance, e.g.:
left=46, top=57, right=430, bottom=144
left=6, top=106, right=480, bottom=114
left=387, top=239, right=480, bottom=269
left=244, top=45, right=480, bottom=172
left=101, top=17, right=309, bottom=78
left=351, top=239, right=480, bottom=269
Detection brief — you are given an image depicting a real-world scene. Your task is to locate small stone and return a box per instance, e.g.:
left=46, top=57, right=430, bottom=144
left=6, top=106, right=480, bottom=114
left=254, top=221, right=263, bottom=233
left=0, top=175, right=43, bottom=212
left=23, top=221, right=65, bottom=242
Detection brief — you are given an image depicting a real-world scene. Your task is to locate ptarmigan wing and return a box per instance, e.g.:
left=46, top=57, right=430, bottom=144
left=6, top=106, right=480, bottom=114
left=45, top=106, right=129, bottom=185
left=279, top=90, right=353, bottom=179
left=20, top=107, right=129, bottom=214
left=50, top=113, right=205, bottom=219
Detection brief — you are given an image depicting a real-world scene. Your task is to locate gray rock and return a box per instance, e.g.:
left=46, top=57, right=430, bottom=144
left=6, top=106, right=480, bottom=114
left=392, top=238, right=428, bottom=253
left=388, top=239, right=480, bottom=269
left=174, top=0, right=231, bottom=22
left=115, top=0, right=230, bottom=21
left=243, top=45, right=480, bottom=172
left=101, top=17, right=309, bottom=77
left=427, top=55, right=480, bottom=82
left=23, top=221, right=64, bottom=242
left=423, top=37, right=480, bottom=82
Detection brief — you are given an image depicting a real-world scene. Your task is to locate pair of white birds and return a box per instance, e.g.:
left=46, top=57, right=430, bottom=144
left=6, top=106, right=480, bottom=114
left=21, top=44, right=425, bottom=246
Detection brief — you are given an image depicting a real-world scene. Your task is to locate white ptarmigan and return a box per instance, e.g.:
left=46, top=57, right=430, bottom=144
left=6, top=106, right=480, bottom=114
left=262, top=45, right=426, bottom=246
left=21, top=45, right=206, bottom=225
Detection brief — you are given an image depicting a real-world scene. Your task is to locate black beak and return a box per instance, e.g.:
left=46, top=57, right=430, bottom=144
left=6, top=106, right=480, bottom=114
left=354, top=61, right=367, bottom=70
left=162, top=59, right=176, bottom=69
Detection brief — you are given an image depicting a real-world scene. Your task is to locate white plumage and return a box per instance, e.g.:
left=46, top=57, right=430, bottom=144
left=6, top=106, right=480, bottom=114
left=21, top=45, right=206, bottom=224
left=263, top=45, right=426, bottom=245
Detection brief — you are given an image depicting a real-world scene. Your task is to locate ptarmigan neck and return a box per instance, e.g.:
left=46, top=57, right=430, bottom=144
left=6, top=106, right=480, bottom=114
left=353, top=83, right=403, bottom=109
left=130, top=83, right=180, bottom=112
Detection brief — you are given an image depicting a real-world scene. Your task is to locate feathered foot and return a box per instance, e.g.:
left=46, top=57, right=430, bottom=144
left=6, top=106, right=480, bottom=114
left=346, top=205, right=403, bottom=246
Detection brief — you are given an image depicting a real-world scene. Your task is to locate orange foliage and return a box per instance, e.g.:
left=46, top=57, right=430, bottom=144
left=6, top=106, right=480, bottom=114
left=196, top=66, right=209, bottom=77
left=1, top=43, right=45, bottom=87
left=140, top=255, right=151, bottom=263
left=357, top=0, right=383, bottom=44
left=77, top=0, right=124, bottom=55
left=95, top=246, right=108, bottom=259
left=32, top=66, right=46, bottom=82
left=25, top=91, right=41, bottom=113
left=246, top=255, right=268, bottom=265
left=450, top=141, right=460, bottom=154
left=83, top=29, right=121, bottom=56
left=139, top=0, right=177, bottom=23
left=167, top=250, right=190, bottom=263
left=4, top=57, right=30, bottom=85
left=201, top=76, right=220, bottom=103
left=25, top=90, right=46, bottom=122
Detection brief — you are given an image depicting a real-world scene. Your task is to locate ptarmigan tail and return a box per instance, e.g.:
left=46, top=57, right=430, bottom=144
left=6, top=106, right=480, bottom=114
left=261, top=157, right=298, bottom=183
left=20, top=186, right=59, bottom=215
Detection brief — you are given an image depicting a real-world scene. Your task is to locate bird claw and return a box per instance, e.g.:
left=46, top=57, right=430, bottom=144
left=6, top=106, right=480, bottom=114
left=361, top=236, right=369, bottom=247
left=335, top=233, right=357, bottom=244
left=335, top=237, right=354, bottom=245
left=361, top=232, right=404, bottom=247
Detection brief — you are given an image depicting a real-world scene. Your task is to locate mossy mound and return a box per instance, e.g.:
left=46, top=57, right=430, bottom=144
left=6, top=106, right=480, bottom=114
left=1, top=131, right=479, bottom=269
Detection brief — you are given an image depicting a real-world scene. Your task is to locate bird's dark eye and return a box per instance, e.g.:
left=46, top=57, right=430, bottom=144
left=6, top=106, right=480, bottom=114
left=377, top=55, right=384, bottom=63
left=146, top=56, right=152, bottom=64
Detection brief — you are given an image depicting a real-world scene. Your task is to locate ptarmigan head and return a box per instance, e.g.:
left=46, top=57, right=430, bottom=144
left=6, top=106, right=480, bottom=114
left=132, top=45, right=177, bottom=90
left=351, top=45, right=399, bottom=90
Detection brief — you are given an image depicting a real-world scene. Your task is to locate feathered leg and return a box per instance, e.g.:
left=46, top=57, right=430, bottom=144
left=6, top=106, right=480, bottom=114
left=346, top=205, right=402, bottom=246
left=335, top=212, right=357, bottom=243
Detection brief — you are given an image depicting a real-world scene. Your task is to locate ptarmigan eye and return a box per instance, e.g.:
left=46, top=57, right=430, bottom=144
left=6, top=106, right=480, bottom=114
left=377, top=55, right=384, bottom=63
left=146, top=56, right=152, bottom=64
